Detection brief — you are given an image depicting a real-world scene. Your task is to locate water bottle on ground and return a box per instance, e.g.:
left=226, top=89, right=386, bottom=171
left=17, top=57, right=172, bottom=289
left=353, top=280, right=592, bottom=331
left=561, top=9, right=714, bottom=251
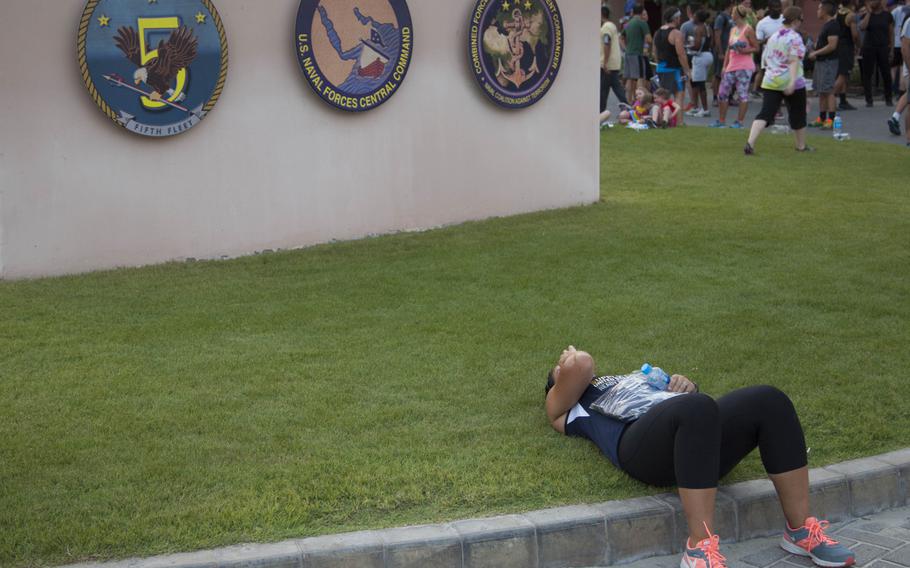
left=833, top=114, right=849, bottom=141
left=641, top=363, right=670, bottom=390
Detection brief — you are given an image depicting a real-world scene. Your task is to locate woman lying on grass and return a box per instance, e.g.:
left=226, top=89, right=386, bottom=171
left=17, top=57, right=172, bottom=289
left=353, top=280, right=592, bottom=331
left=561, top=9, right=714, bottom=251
left=544, top=346, right=856, bottom=568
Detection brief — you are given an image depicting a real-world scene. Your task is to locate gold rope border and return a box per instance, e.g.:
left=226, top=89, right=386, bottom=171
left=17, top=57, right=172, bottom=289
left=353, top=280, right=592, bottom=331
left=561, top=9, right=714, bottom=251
left=76, top=0, right=230, bottom=128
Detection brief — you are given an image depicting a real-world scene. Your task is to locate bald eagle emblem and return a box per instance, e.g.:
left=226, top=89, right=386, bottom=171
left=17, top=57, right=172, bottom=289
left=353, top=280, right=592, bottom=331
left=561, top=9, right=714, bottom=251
left=114, top=25, right=198, bottom=103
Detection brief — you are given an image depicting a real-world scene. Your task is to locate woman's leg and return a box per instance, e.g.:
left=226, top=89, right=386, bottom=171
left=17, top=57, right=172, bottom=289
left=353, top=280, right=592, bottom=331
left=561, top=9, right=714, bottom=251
left=785, top=88, right=809, bottom=150
left=618, top=394, right=722, bottom=543
left=748, top=89, right=784, bottom=149
left=714, top=386, right=809, bottom=526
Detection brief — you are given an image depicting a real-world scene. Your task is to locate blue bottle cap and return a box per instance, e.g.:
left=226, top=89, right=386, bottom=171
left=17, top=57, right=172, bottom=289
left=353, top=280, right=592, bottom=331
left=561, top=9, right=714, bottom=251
left=641, top=363, right=652, bottom=374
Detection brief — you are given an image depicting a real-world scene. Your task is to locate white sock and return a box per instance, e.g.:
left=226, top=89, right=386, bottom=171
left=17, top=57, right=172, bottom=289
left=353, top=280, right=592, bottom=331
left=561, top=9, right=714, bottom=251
left=893, top=112, right=902, bottom=121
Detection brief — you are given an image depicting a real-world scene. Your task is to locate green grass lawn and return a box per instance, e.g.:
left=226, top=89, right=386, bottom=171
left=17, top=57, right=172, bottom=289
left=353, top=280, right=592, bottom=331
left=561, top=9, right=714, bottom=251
left=1, top=128, right=908, bottom=567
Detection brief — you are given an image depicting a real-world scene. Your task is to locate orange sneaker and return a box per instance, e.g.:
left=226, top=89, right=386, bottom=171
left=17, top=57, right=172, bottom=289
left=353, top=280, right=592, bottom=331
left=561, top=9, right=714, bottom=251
left=822, top=119, right=834, bottom=130
left=680, top=524, right=728, bottom=568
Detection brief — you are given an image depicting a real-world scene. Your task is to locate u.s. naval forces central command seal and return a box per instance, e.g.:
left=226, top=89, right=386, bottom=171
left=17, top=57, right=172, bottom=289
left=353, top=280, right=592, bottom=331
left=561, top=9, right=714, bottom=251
left=78, top=0, right=228, bottom=137
left=469, top=0, right=563, bottom=109
left=295, top=0, right=413, bottom=112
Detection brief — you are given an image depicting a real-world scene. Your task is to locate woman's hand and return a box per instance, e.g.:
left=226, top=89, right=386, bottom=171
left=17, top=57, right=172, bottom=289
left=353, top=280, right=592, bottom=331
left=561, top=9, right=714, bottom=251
left=668, top=374, right=698, bottom=393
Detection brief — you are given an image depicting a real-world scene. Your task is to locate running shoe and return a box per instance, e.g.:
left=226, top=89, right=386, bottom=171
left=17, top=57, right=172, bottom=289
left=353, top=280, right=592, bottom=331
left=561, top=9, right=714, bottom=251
left=681, top=525, right=728, bottom=568
left=822, top=119, right=834, bottom=130
left=744, top=142, right=754, bottom=155
left=795, top=146, right=816, bottom=152
left=685, top=108, right=701, bottom=117
left=780, top=517, right=855, bottom=567
left=809, top=118, right=824, bottom=128
left=695, top=109, right=711, bottom=117
left=838, top=101, right=857, bottom=111
left=730, top=121, right=744, bottom=129
left=775, top=111, right=785, bottom=121
left=888, top=116, right=902, bottom=136
left=709, top=120, right=726, bottom=128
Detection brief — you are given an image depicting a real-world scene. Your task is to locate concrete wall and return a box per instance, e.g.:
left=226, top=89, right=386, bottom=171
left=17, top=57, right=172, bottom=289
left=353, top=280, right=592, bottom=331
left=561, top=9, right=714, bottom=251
left=0, top=0, right=600, bottom=279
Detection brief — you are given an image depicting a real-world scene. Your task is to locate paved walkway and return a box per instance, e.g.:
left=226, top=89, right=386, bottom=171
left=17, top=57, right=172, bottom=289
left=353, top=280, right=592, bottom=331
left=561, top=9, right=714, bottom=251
left=589, top=505, right=910, bottom=568
left=603, top=94, right=910, bottom=147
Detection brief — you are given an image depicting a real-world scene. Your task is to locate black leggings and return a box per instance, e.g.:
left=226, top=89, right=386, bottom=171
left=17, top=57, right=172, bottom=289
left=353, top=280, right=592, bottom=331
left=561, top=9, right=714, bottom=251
left=617, top=386, right=808, bottom=489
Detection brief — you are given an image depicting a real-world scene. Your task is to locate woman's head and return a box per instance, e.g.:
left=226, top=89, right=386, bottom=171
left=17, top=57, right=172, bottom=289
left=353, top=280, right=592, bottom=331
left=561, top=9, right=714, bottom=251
left=733, top=4, right=752, bottom=23
left=782, top=6, right=802, bottom=26
left=663, top=7, right=682, bottom=24
left=695, top=9, right=710, bottom=23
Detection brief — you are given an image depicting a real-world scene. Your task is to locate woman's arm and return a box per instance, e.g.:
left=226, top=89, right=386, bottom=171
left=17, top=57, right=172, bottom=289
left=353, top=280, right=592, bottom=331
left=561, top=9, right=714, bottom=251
left=545, top=346, right=594, bottom=432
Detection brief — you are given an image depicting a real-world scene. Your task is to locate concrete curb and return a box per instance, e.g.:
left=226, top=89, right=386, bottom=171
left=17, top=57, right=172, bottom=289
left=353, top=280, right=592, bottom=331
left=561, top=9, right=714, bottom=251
left=63, top=448, right=910, bottom=568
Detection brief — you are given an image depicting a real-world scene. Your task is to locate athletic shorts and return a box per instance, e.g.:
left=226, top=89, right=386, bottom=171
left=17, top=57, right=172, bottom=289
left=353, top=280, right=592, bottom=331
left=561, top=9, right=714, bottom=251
left=657, top=64, right=684, bottom=94
left=813, top=58, right=838, bottom=94
left=837, top=48, right=854, bottom=76
left=692, top=51, right=714, bottom=82
left=624, top=54, right=649, bottom=79
left=717, top=69, right=753, bottom=102
left=756, top=87, right=807, bottom=130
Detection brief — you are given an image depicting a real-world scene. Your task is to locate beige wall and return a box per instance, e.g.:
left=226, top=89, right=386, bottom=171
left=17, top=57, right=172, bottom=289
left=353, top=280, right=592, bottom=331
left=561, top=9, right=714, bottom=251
left=0, top=0, right=600, bottom=279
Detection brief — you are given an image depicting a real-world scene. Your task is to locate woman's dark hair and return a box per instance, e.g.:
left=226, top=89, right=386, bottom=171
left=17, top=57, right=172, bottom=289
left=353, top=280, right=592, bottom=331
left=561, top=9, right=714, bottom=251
left=695, top=9, right=710, bottom=23
left=664, top=7, right=681, bottom=23
left=602, top=5, right=611, bottom=19
left=545, top=369, right=556, bottom=396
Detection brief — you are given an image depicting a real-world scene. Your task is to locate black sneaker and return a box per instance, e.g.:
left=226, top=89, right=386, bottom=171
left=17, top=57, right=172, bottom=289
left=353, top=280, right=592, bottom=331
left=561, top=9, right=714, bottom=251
left=866, top=101, right=874, bottom=108
left=838, top=101, right=857, bottom=111
left=744, top=143, right=755, bottom=155
left=888, top=117, right=902, bottom=136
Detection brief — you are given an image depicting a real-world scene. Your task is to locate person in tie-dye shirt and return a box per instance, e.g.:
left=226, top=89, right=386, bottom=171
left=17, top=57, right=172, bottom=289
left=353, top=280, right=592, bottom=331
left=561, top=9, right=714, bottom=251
left=745, top=7, right=813, bottom=154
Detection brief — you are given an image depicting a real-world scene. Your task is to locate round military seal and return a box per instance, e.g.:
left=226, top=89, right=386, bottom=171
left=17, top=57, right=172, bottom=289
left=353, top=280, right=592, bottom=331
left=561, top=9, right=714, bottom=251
left=77, top=0, right=228, bottom=137
left=468, top=0, right=563, bottom=109
left=295, top=0, right=413, bottom=112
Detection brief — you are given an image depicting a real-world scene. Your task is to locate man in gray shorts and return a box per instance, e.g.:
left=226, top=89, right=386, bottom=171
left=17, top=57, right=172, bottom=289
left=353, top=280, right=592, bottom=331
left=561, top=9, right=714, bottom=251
left=622, top=4, right=653, bottom=101
left=810, top=0, right=841, bottom=128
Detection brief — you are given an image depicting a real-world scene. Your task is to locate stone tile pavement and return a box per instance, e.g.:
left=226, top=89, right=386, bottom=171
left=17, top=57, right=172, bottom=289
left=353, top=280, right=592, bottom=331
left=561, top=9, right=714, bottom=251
left=605, top=504, right=910, bottom=567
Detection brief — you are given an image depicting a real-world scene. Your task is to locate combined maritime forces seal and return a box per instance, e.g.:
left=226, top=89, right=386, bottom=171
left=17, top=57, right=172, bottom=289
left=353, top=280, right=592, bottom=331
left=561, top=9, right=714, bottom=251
left=469, top=0, right=563, bottom=109
left=295, top=0, right=413, bottom=112
left=78, top=0, right=228, bottom=137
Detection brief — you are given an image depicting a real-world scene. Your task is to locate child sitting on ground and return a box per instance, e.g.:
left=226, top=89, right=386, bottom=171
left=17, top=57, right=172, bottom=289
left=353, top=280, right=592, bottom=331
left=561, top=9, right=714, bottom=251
left=618, top=89, right=654, bottom=124
left=652, top=88, right=681, bottom=128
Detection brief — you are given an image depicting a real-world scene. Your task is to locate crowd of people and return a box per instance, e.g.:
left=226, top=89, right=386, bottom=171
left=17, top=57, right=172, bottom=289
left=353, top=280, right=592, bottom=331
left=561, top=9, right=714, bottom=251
left=599, top=0, right=910, bottom=150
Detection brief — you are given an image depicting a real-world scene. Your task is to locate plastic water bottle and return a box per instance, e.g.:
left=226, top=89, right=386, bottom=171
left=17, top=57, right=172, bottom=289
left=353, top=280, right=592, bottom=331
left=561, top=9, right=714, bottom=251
left=833, top=115, right=847, bottom=141
left=641, top=363, right=670, bottom=390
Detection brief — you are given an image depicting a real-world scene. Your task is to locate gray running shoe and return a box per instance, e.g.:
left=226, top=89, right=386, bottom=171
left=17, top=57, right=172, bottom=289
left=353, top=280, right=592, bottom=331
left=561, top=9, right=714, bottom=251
left=780, top=517, right=855, bottom=567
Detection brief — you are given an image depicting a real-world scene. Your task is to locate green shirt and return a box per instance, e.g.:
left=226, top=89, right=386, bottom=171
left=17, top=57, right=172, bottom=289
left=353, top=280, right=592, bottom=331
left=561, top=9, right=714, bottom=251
left=623, top=18, right=650, bottom=56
